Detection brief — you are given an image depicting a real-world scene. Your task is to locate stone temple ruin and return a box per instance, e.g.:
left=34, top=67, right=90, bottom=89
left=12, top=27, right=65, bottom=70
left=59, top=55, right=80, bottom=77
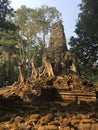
left=38, top=21, right=97, bottom=103
left=0, top=21, right=98, bottom=130
left=0, top=20, right=97, bottom=103
left=45, top=21, right=76, bottom=75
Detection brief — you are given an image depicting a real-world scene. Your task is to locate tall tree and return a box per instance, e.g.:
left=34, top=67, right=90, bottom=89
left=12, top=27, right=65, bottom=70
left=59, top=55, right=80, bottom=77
left=14, top=5, right=61, bottom=76
left=0, top=0, right=20, bottom=86
left=69, top=0, right=98, bottom=81
left=36, top=5, right=61, bottom=50
left=14, top=5, right=40, bottom=76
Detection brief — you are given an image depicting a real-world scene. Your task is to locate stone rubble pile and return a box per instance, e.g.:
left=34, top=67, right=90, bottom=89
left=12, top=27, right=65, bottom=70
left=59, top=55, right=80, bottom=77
left=0, top=98, right=98, bottom=130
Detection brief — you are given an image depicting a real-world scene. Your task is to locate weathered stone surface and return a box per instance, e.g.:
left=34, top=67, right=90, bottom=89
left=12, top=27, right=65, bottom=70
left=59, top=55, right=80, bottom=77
left=45, top=20, right=77, bottom=75
left=45, top=125, right=59, bottom=130
left=78, top=123, right=91, bottom=130
left=29, top=114, right=41, bottom=120
left=0, top=20, right=98, bottom=130
left=0, top=100, right=98, bottom=129
left=39, top=113, right=54, bottom=125
left=14, top=116, right=24, bottom=123
left=49, top=21, right=67, bottom=49
left=91, top=124, right=98, bottom=130
left=59, top=126, right=71, bottom=130
left=48, top=121, right=60, bottom=126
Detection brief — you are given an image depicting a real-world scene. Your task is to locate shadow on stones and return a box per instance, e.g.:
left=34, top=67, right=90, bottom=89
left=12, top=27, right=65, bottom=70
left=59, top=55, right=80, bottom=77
left=0, top=88, right=98, bottom=123
left=39, top=87, right=63, bottom=101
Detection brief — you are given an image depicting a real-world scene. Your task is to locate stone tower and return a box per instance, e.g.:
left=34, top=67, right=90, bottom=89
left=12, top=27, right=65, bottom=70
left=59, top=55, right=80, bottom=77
left=49, top=20, right=67, bottom=50
left=45, top=21, right=76, bottom=75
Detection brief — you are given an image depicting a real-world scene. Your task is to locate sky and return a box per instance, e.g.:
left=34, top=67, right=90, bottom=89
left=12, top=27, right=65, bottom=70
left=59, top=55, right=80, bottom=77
left=11, top=0, right=81, bottom=43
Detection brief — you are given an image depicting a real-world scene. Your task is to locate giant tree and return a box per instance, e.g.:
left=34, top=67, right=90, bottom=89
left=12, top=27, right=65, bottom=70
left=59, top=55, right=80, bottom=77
left=36, top=5, right=61, bottom=50
left=14, top=5, right=61, bottom=76
left=14, top=5, right=40, bottom=76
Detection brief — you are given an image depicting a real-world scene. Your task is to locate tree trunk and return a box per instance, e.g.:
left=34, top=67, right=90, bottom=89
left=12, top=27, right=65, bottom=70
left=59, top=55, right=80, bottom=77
left=42, top=55, right=54, bottom=78
left=18, top=62, right=26, bottom=82
left=31, top=61, right=38, bottom=79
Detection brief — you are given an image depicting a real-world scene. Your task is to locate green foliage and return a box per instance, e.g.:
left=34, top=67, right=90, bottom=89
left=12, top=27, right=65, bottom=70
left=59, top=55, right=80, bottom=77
left=14, top=5, right=61, bottom=76
left=69, top=0, right=98, bottom=82
left=0, top=0, right=16, bottom=30
left=0, top=28, right=21, bottom=86
left=0, top=3, right=62, bottom=85
left=32, top=45, right=43, bottom=67
left=0, top=0, right=20, bottom=86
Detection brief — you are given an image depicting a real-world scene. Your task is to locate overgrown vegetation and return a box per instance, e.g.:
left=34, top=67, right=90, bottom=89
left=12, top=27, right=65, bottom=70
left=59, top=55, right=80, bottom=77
left=0, top=0, right=98, bottom=87
left=0, top=0, right=61, bottom=86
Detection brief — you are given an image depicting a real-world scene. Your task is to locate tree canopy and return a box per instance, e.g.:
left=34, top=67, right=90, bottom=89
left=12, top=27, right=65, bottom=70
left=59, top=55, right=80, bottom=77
left=14, top=5, right=61, bottom=76
left=0, top=0, right=20, bottom=86
left=0, top=2, right=62, bottom=86
left=69, top=0, right=98, bottom=81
